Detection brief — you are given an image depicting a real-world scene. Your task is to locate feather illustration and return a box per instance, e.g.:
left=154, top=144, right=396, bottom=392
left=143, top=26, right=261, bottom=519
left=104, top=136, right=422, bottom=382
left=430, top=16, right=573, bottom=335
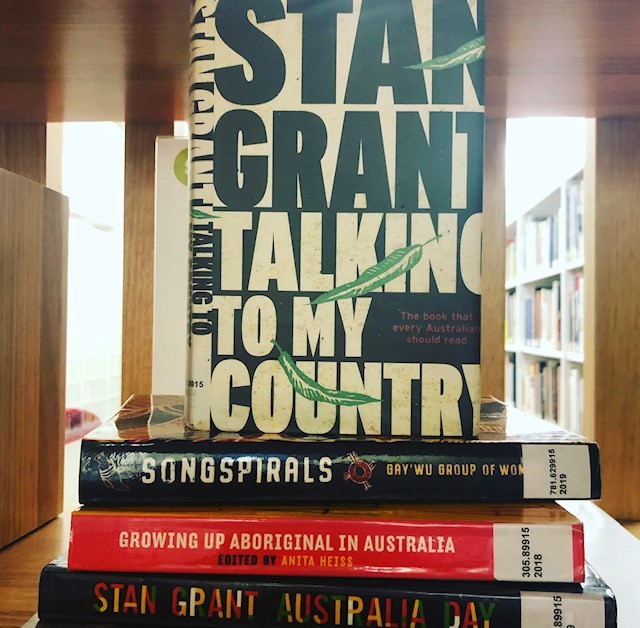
left=191, top=208, right=218, bottom=220
left=405, top=35, right=485, bottom=71
left=312, top=234, right=442, bottom=304
left=272, top=340, right=380, bottom=407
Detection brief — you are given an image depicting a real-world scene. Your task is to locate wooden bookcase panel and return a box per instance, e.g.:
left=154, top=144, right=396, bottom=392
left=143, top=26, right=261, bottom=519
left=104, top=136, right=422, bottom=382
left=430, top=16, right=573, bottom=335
left=589, top=118, right=640, bottom=520
left=0, top=168, right=68, bottom=548
left=121, top=121, right=173, bottom=402
left=482, top=119, right=506, bottom=399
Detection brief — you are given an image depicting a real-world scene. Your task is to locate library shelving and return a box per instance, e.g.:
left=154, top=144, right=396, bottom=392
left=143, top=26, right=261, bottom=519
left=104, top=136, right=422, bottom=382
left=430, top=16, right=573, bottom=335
left=504, top=170, right=585, bottom=434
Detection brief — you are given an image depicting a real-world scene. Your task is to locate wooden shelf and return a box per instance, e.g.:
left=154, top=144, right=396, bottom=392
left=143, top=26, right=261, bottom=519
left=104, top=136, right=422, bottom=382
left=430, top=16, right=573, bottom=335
left=565, top=351, right=585, bottom=363
left=518, top=346, right=564, bottom=360
left=566, top=257, right=585, bottom=272
left=0, top=514, right=70, bottom=626
left=518, top=265, right=563, bottom=286
left=506, top=344, right=584, bottom=364
left=0, top=1, right=639, bottom=121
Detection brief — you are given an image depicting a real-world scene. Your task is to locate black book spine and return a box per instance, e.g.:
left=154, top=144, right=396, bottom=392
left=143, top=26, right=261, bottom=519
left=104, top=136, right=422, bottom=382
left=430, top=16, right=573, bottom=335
left=79, top=438, right=601, bottom=504
left=38, top=563, right=615, bottom=627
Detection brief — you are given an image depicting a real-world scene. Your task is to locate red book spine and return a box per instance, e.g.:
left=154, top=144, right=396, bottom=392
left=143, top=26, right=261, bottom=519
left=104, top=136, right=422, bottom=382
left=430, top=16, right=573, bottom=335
left=68, top=512, right=584, bottom=582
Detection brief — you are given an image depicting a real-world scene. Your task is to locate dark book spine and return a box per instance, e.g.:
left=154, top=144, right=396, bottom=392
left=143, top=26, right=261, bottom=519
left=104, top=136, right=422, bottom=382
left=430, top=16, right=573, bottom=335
left=39, top=564, right=616, bottom=627
left=79, top=439, right=601, bottom=505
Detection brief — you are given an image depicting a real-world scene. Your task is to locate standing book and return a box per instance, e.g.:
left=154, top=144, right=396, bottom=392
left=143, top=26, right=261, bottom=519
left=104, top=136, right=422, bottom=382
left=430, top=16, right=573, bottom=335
left=187, top=0, right=485, bottom=437
left=68, top=502, right=584, bottom=582
left=153, top=137, right=189, bottom=395
left=40, top=557, right=616, bottom=627
left=78, top=395, right=601, bottom=505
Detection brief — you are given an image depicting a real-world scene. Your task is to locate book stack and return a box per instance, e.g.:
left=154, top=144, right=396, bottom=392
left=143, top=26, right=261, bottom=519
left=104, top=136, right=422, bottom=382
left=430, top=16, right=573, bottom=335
left=38, top=397, right=616, bottom=625
left=37, top=1, right=616, bottom=626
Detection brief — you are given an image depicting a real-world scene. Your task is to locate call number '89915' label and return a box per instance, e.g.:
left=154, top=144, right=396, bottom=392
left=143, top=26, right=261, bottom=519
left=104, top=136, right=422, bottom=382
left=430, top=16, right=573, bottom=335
left=521, top=591, right=605, bottom=628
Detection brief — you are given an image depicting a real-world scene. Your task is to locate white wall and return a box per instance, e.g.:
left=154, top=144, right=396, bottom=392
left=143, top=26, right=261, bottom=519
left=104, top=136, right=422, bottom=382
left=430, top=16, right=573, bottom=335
left=59, top=122, right=125, bottom=421
left=506, top=118, right=586, bottom=224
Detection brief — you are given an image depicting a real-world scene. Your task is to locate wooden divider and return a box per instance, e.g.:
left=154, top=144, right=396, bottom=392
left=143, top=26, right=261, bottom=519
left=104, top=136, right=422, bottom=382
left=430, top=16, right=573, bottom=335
left=122, top=122, right=173, bottom=401
left=587, top=118, right=640, bottom=520
left=38, top=188, right=69, bottom=526
left=481, top=119, right=506, bottom=399
left=0, top=124, right=46, bottom=184
left=0, top=169, right=68, bottom=548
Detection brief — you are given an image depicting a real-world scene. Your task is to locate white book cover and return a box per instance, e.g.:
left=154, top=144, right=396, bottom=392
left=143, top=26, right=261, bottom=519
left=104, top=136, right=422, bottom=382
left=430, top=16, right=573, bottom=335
left=152, top=137, right=189, bottom=395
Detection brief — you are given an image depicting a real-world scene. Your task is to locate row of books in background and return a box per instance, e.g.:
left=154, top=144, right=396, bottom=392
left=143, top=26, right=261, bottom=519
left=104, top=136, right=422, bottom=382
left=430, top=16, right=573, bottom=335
left=522, top=177, right=585, bottom=273
left=521, top=360, right=561, bottom=424
left=37, top=395, right=614, bottom=626
left=523, top=214, right=560, bottom=272
left=506, top=275, right=584, bottom=353
left=524, top=282, right=561, bottom=350
left=520, top=174, right=585, bottom=274
left=518, top=360, right=584, bottom=433
left=506, top=173, right=584, bottom=287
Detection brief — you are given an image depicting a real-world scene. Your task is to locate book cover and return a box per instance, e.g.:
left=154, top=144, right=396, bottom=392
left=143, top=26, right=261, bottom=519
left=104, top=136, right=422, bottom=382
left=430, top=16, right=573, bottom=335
left=67, top=502, right=584, bottom=582
left=79, top=396, right=601, bottom=505
left=153, top=137, right=189, bottom=395
left=39, top=557, right=616, bottom=627
left=187, top=0, right=485, bottom=437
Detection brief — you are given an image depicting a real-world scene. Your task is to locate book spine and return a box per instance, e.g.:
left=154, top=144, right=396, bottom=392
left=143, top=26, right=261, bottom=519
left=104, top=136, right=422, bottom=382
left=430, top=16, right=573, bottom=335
left=38, top=566, right=616, bottom=628
left=153, top=138, right=189, bottom=396
left=68, top=512, right=584, bottom=582
left=186, top=0, right=217, bottom=430
left=78, top=440, right=601, bottom=504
